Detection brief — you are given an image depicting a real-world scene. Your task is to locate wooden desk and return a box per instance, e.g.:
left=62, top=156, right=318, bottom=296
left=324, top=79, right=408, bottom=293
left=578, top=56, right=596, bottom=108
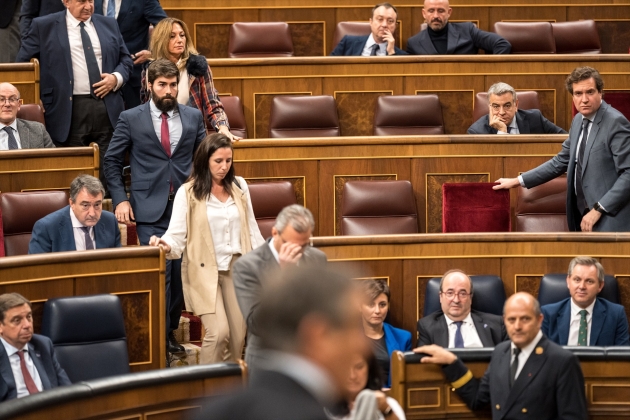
left=0, top=61, right=39, bottom=105
left=0, top=247, right=166, bottom=371
left=208, top=55, right=630, bottom=137
left=235, top=135, right=566, bottom=236
left=391, top=349, right=630, bottom=419
left=0, top=146, right=99, bottom=193
left=313, top=233, right=630, bottom=337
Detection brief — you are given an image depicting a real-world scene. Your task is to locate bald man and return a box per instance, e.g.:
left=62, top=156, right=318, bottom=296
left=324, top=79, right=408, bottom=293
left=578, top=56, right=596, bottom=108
left=0, top=83, right=54, bottom=150
left=415, top=293, right=587, bottom=420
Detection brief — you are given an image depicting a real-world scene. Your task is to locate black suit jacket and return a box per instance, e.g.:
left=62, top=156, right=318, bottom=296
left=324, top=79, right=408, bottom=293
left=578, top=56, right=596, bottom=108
left=468, top=109, right=568, bottom=135
left=19, top=0, right=65, bottom=39
left=0, top=0, right=19, bottom=28
left=443, top=335, right=587, bottom=420
left=195, top=369, right=329, bottom=420
left=417, top=310, right=507, bottom=347
left=406, top=22, right=511, bottom=55
left=0, top=334, right=71, bottom=401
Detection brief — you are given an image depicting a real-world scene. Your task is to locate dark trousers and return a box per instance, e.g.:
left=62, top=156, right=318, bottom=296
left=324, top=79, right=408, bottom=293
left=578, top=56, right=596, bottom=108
left=135, top=200, right=184, bottom=335
left=56, top=95, right=113, bottom=194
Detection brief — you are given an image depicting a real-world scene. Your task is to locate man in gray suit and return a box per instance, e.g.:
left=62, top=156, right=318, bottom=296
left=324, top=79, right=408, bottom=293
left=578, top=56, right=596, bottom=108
left=494, top=66, right=630, bottom=232
left=0, top=83, right=54, bottom=150
left=233, top=204, right=327, bottom=372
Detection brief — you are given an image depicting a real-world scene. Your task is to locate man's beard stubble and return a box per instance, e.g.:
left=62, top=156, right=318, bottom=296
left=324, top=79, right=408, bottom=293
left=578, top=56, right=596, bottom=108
left=153, top=92, right=178, bottom=113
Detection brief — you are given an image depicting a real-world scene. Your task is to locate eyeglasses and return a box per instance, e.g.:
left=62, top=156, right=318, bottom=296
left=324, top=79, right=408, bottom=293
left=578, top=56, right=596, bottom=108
left=440, top=291, right=472, bottom=300
left=77, top=202, right=102, bottom=211
left=573, top=89, right=598, bottom=98
left=0, top=97, right=19, bottom=105
left=490, top=103, right=513, bottom=112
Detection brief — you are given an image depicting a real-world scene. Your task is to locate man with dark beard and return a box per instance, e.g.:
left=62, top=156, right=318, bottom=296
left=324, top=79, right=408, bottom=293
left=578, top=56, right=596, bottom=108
left=104, top=58, right=205, bottom=354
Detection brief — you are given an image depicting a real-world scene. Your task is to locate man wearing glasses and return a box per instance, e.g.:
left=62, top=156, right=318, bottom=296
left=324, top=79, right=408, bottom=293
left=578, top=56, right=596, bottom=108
left=495, top=66, right=630, bottom=232
left=0, top=83, right=54, bottom=150
left=232, top=204, right=327, bottom=374
left=417, top=269, right=507, bottom=348
left=29, top=174, right=121, bottom=253
left=467, top=82, right=566, bottom=135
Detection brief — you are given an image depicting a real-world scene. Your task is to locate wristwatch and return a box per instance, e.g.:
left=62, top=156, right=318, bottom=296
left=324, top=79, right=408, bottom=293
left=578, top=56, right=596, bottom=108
left=382, top=406, right=393, bottom=417
left=593, top=202, right=605, bottom=213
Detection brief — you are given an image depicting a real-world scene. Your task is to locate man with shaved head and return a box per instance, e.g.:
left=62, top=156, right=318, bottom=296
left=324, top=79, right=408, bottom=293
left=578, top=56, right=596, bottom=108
left=0, top=82, right=54, bottom=150
left=417, top=269, right=506, bottom=347
left=414, top=292, right=587, bottom=420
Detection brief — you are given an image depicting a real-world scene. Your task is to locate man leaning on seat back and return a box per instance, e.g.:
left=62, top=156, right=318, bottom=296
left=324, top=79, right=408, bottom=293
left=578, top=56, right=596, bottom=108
left=331, top=2, right=407, bottom=56
left=467, top=82, right=567, bottom=135
left=542, top=256, right=630, bottom=346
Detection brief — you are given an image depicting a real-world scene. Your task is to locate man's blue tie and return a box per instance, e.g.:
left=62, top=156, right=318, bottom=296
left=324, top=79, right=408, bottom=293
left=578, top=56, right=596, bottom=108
left=79, top=22, right=102, bottom=100
left=454, top=321, right=464, bottom=348
left=107, top=0, right=116, bottom=18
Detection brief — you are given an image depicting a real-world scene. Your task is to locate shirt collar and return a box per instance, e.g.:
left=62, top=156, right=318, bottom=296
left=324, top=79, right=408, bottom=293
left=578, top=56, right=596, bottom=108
left=260, top=350, right=338, bottom=406
left=1, top=119, right=18, bottom=130
left=445, top=311, right=473, bottom=326
left=150, top=100, right=176, bottom=118
left=508, top=117, right=519, bottom=131
left=66, top=10, right=92, bottom=27
left=511, top=330, right=543, bottom=357
left=365, top=33, right=384, bottom=50
left=268, top=237, right=280, bottom=264
left=0, top=336, right=25, bottom=356
left=570, top=298, right=596, bottom=318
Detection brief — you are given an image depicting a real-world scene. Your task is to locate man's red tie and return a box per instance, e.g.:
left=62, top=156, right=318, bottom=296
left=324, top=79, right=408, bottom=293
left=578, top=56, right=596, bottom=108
left=160, top=113, right=171, bottom=157
left=17, top=350, right=39, bottom=394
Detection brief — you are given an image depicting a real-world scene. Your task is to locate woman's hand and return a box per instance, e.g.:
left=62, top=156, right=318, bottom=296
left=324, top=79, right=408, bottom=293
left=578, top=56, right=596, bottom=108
left=149, top=235, right=171, bottom=253
left=218, top=125, right=242, bottom=142
left=374, top=391, right=397, bottom=419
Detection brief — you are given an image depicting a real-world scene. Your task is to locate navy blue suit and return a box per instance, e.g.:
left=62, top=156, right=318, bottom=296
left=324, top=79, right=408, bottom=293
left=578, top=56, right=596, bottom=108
left=541, top=297, right=630, bottom=346
left=331, top=35, right=408, bottom=56
left=94, top=0, right=166, bottom=108
left=0, top=334, right=71, bottom=401
left=468, top=109, right=567, bottom=135
left=406, top=22, right=511, bottom=55
left=18, top=0, right=65, bottom=40
left=28, top=206, right=121, bottom=254
left=16, top=11, right=133, bottom=145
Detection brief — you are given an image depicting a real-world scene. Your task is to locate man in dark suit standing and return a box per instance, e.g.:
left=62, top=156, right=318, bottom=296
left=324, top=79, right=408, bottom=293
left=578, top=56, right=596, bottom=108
left=0, top=293, right=71, bottom=401
left=415, top=292, right=587, bottom=420
left=233, top=205, right=327, bottom=373
left=494, top=66, right=630, bottom=232
left=331, top=3, right=407, bottom=56
left=406, top=0, right=510, bottom=55
left=468, top=82, right=567, bottom=135
left=29, top=174, right=121, bottom=253
left=542, top=256, right=629, bottom=346
left=0, top=0, right=21, bottom=63
left=197, top=266, right=369, bottom=420
left=417, top=269, right=506, bottom=348
left=0, top=83, right=54, bottom=150
left=16, top=0, right=133, bottom=192
left=93, top=0, right=166, bottom=109
left=104, top=59, right=206, bottom=354
left=19, top=0, right=65, bottom=40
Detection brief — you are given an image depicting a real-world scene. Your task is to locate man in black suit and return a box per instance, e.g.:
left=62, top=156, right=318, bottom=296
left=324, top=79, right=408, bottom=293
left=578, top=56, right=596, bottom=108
left=19, top=0, right=65, bottom=40
left=0, top=293, right=71, bottom=401
left=415, top=292, right=587, bottom=420
left=0, top=0, right=21, bottom=63
left=406, top=0, right=510, bottom=55
left=417, top=269, right=506, bottom=347
left=196, top=266, right=370, bottom=420
left=233, top=205, right=327, bottom=373
left=331, top=2, right=407, bottom=56
left=468, top=82, right=567, bottom=135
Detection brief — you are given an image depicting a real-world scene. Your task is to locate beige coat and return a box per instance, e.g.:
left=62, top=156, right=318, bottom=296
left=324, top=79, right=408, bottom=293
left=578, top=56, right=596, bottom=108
left=180, top=180, right=254, bottom=315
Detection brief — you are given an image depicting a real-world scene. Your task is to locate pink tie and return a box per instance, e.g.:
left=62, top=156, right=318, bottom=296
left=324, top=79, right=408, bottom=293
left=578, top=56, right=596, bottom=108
left=17, top=350, right=39, bottom=395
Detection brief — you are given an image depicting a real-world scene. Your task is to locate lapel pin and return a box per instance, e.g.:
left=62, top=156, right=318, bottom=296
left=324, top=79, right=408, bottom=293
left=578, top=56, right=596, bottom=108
left=535, top=347, right=543, bottom=355
left=484, top=324, right=488, bottom=328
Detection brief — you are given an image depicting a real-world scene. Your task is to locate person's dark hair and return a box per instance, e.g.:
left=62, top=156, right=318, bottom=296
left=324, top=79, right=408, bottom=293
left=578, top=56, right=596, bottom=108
left=329, top=350, right=385, bottom=417
left=258, top=266, right=357, bottom=353
left=0, top=293, right=31, bottom=323
left=372, top=2, right=398, bottom=20
left=565, top=66, right=604, bottom=94
left=147, top=58, right=179, bottom=85
left=70, top=174, right=105, bottom=202
left=361, top=279, right=390, bottom=304
left=188, top=133, right=235, bottom=201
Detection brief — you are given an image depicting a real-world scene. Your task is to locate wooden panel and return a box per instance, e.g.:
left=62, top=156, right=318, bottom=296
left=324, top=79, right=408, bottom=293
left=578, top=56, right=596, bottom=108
left=594, top=20, right=630, bottom=53
left=335, top=91, right=392, bottom=136
left=0, top=248, right=165, bottom=372
left=415, top=90, right=475, bottom=135
left=318, top=158, right=412, bottom=236
left=195, top=23, right=231, bottom=59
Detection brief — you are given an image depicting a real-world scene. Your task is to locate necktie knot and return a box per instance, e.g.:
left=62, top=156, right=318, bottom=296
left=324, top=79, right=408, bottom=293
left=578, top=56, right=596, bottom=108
left=579, top=309, right=588, bottom=318
left=17, top=349, right=25, bottom=361
left=370, top=44, right=380, bottom=56
left=79, top=21, right=85, bottom=28
left=161, top=112, right=168, bottom=121
left=582, top=118, right=590, bottom=130
left=454, top=321, right=463, bottom=327
left=513, top=347, right=521, bottom=357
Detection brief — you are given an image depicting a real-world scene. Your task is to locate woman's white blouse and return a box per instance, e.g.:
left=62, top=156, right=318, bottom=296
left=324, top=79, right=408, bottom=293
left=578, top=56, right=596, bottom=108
left=177, top=66, right=190, bottom=105
left=161, top=177, right=265, bottom=269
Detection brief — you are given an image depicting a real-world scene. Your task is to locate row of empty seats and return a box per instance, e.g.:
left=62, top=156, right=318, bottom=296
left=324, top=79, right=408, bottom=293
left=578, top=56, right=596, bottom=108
left=423, top=272, right=619, bottom=317
left=222, top=20, right=602, bottom=57
left=0, top=178, right=569, bottom=256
